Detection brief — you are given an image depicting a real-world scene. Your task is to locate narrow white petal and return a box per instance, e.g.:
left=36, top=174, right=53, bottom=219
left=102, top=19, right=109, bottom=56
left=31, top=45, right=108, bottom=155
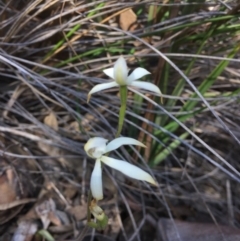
left=84, top=137, right=108, bottom=158
left=90, top=159, right=103, bottom=200
left=101, top=156, right=157, bottom=185
left=87, top=82, right=118, bottom=102
left=114, top=56, right=128, bottom=85
left=127, top=67, right=150, bottom=83
left=103, top=67, right=114, bottom=79
left=105, top=137, right=146, bottom=153
left=130, top=81, right=161, bottom=95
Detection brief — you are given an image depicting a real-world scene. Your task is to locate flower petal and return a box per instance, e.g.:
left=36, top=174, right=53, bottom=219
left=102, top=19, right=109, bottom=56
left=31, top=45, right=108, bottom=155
left=101, top=156, right=157, bottom=185
left=87, top=82, right=118, bottom=102
left=130, top=81, right=161, bottom=95
left=90, top=159, right=103, bottom=200
left=84, top=137, right=108, bottom=158
left=103, top=67, right=114, bottom=79
left=113, top=56, right=128, bottom=85
left=127, top=67, right=150, bottom=83
left=105, top=137, right=146, bottom=153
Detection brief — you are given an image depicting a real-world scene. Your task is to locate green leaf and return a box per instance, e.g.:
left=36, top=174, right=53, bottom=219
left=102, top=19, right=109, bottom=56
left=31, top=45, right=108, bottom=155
left=38, top=230, right=55, bottom=241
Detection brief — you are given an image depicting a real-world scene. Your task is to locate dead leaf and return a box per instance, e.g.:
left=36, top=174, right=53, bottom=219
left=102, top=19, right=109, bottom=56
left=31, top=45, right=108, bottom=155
left=37, top=142, right=68, bottom=167
left=49, top=211, right=62, bottom=227
left=0, top=169, right=17, bottom=205
left=63, top=186, right=78, bottom=200
left=119, top=9, right=137, bottom=31
left=12, top=220, right=38, bottom=241
left=35, top=198, right=61, bottom=229
left=0, top=167, right=23, bottom=224
left=68, top=204, right=87, bottom=221
left=55, top=210, right=70, bottom=225
left=0, top=153, right=39, bottom=225
left=0, top=198, right=36, bottom=211
left=44, top=112, right=58, bottom=131
left=68, top=121, right=80, bottom=132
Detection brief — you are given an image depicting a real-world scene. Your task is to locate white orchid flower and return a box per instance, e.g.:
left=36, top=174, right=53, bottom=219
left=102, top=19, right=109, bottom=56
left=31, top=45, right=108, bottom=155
left=87, top=56, right=161, bottom=102
left=84, top=137, right=157, bottom=200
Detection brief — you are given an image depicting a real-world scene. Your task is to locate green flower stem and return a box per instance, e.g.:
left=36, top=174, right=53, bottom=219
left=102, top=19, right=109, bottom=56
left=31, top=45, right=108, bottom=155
left=115, top=86, right=127, bottom=137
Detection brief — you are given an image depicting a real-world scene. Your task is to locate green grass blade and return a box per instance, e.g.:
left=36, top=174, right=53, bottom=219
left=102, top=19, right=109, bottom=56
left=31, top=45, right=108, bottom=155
left=152, top=131, right=189, bottom=166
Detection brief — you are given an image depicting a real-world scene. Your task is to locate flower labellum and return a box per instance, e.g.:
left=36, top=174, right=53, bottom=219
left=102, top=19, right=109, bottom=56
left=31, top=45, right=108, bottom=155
left=87, top=56, right=161, bottom=102
left=88, top=200, right=109, bottom=230
left=89, top=200, right=105, bottom=221
left=84, top=137, right=157, bottom=200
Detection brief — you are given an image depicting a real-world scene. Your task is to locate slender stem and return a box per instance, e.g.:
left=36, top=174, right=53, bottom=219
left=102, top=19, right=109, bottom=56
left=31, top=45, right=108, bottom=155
left=115, top=86, right=127, bottom=137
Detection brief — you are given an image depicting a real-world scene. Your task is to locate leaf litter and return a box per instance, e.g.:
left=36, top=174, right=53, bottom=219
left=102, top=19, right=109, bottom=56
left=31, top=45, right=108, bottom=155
left=0, top=0, right=240, bottom=241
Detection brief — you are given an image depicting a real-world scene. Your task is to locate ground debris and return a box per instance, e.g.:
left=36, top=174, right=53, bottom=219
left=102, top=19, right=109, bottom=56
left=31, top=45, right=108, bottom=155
left=12, top=221, right=38, bottom=241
